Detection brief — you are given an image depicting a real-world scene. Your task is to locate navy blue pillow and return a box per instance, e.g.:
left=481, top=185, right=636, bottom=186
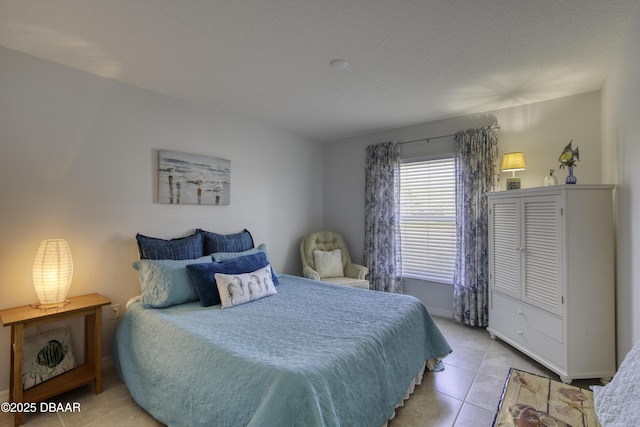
left=186, top=252, right=274, bottom=307
left=197, top=228, right=254, bottom=254
left=211, top=244, right=279, bottom=285
left=136, top=232, right=204, bottom=260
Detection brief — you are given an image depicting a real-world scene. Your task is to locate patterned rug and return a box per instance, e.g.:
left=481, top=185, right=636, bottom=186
left=492, top=369, right=600, bottom=427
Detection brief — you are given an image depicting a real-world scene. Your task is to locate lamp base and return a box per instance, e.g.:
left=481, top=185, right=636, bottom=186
left=506, top=177, right=521, bottom=190
left=30, top=300, right=70, bottom=310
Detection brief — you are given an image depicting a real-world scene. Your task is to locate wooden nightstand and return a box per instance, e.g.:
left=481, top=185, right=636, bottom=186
left=0, top=293, right=111, bottom=426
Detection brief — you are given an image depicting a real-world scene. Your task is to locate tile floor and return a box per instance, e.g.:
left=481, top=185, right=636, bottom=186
left=0, top=316, right=599, bottom=427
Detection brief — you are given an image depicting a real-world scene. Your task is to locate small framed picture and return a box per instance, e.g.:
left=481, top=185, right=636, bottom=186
left=506, top=178, right=521, bottom=190
left=22, top=327, right=76, bottom=390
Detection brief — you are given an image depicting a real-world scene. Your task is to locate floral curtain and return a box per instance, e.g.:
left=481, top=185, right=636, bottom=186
left=364, top=141, right=403, bottom=293
left=453, top=126, right=499, bottom=327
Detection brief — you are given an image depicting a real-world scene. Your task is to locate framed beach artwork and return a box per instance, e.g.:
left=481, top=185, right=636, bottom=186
left=22, top=327, right=76, bottom=390
left=158, top=150, right=230, bottom=205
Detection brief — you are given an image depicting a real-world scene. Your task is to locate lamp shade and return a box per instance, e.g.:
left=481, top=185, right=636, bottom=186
left=501, top=152, right=526, bottom=172
left=32, top=239, right=73, bottom=305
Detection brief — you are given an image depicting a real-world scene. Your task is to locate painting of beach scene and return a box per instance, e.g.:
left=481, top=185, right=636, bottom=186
left=159, top=150, right=230, bottom=205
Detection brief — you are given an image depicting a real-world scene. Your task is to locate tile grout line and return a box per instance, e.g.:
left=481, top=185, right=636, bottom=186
left=452, top=336, right=495, bottom=426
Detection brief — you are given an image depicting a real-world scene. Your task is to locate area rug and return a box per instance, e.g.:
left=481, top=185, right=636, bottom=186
left=492, top=368, right=600, bottom=427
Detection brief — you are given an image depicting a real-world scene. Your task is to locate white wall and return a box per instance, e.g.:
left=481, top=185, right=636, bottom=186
left=601, top=3, right=640, bottom=362
left=324, top=91, right=603, bottom=316
left=0, top=46, right=324, bottom=391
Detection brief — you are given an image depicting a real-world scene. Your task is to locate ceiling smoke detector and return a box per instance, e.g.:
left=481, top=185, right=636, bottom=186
left=329, top=59, right=348, bottom=70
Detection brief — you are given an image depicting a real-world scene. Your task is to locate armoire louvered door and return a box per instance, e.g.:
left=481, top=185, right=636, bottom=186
left=521, top=195, right=562, bottom=315
left=490, top=199, right=520, bottom=299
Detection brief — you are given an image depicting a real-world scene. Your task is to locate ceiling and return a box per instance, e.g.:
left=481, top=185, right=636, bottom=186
left=0, top=0, right=638, bottom=142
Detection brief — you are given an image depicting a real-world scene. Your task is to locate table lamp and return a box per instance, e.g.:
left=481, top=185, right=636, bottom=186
left=502, top=152, right=526, bottom=190
left=32, top=239, right=73, bottom=309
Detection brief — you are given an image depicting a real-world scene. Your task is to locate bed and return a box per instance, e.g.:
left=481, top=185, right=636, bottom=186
left=113, top=230, right=452, bottom=427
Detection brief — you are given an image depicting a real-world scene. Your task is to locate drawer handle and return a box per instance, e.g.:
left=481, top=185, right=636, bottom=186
left=517, top=310, right=524, bottom=316
left=517, top=330, right=523, bottom=336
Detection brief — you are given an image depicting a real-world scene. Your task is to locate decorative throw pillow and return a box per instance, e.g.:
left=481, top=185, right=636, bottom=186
left=211, top=243, right=279, bottom=285
left=215, top=265, right=277, bottom=308
left=186, top=251, right=271, bottom=307
left=136, top=232, right=204, bottom=260
left=313, top=249, right=343, bottom=278
left=197, top=228, right=254, bottom=254
left=133, top=256, right=212, bottom=308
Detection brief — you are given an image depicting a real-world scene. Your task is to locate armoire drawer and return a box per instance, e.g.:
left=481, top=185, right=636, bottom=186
left=489, top=308, right=565, bottom=368
left=490, top=292, right=563, bottom=343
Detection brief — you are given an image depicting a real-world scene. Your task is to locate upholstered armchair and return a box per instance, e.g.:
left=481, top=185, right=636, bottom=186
left=300, top=231, right=369, bottom=289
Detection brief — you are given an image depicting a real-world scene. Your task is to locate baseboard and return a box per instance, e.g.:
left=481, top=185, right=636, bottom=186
left=426, top=306, right=453, bottom=319
left=0, top=355, right=115, bottom=403
left=102, top=355, right=114, bottom=370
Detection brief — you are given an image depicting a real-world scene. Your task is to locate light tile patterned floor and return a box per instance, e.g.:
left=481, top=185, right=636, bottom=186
left=0, top=316, right=590, bottom=427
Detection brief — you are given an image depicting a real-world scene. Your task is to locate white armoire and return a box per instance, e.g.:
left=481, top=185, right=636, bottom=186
left=486, top=185, right=615, bottom=383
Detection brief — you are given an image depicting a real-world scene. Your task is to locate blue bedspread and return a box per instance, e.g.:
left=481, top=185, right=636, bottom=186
left=113, top=275, right=451, bottom=427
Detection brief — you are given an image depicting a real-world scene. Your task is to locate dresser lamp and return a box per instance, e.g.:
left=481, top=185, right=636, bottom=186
left=32, top=239, right=73, bottom=309
left=502, top=152, right=526, bottom=190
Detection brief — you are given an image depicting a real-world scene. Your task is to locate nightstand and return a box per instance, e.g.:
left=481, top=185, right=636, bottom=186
left=0, top=293, right=111, bottom=426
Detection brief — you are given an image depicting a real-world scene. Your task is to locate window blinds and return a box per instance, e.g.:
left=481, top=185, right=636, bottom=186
left=399, top=157, right=456, bottom=284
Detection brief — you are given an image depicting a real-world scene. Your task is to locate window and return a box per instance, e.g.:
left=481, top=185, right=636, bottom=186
left=399, top=157, right=456, bottom=284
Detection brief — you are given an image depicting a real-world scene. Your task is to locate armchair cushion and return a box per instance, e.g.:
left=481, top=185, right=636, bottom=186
left=313, top=249, right=343, bottom=278
left=320, top=276, right=370, bottom=289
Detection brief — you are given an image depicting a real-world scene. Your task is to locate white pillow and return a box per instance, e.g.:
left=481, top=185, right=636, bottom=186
left=313, top=249, right=343, bottom=278
left=215, top=265, right=277, bottom=308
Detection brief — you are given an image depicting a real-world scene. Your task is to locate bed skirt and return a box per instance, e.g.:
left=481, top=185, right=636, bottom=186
left=384, top=360, right=428, bottom=426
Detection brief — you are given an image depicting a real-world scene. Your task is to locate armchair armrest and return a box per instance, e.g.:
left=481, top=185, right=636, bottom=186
left=345, top=263, right=369, bottom=280
left=303, top=265, right=321, bottom=281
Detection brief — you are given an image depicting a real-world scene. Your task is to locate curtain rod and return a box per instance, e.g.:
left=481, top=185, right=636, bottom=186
left=398, top=124, right=500, bottom=145
left=398, top=133, right=456, bottom=145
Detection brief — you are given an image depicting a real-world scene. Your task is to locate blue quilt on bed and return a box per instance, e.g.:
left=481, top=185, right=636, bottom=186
left=113, top=274, right=451, bottom=427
